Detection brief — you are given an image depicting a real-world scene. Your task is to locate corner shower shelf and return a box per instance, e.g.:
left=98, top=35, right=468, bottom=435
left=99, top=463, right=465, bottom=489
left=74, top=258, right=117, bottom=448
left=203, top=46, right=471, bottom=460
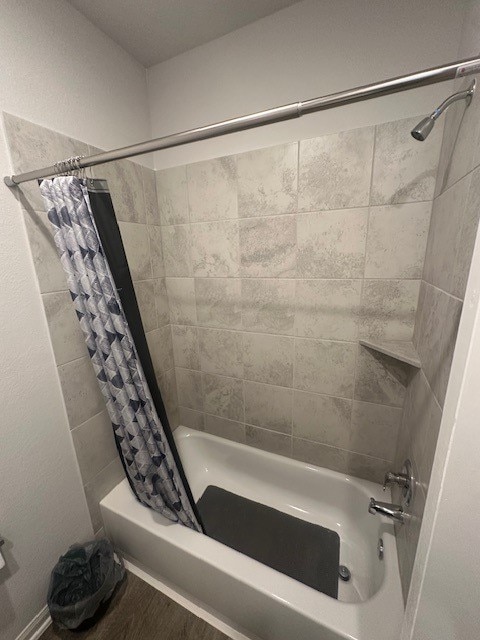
left=359, top=339, right=421, bottom=368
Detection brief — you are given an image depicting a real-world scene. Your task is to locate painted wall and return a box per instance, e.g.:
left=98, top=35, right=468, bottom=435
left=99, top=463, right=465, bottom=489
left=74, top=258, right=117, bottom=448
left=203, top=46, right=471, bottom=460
left=393, top=0, right=480, bottom=602
left=147, top=0, right=464, bottom=170
left=155, top=113, right=442, bottom=483
left=0, top=1, right=151, bottom=638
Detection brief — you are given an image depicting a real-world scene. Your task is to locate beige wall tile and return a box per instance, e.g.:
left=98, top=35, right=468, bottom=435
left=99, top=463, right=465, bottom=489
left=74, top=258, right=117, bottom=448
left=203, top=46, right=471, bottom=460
left=191, top=220, right=239, bottom=277
left=243, top=333, right=294, bottom=387
left=365, top=202, right=431, bottom=278
left=244, top=381, right=293, bottom=434
left=84, top=458, right=125, bottom=533
left=245, top=425, right=292, bottom=456
left=94, top=159, right=146, bottom=224
left=299, top=127, right=374, bottom=211
left=158, top=368, right=179, bottom=428
left=198, top=327, right=243, bottom=378
left=295, top=338, right=356, bottom=398
left=134, top=280, right=157, bottom=332
left=146, top=325, right=174, bottom=376
left=293, top=390, right=352, bottom=448
left=360, top=279, right=420, bottom=340
left=241, top=278, right=295, bottom=335
left=203, top=373, right=244, bottom=421
left=292, top=439, right=347, bottom=473
left=161, top=224, right=192, bottom=277
left=371, top=115, right=443, bottom=205
left=148, top=226, right=165, bottom=278
left=71, top=410, right=118, bottom=485
left=156, top=166, right=189, bottom=225
left=350, top=400, right=402, bottom=460
left=119, top=222, right=151, bottom=281
left=237, top=143, right=297, bottom=217
left=42, top=290, right=87, bottom=365
left=178, top=406, right=205, bottom=431
left=142, top=167, right=160, bottom=226
left=452, top=166, right=480, bottom=298
left=239, top=215, right=296, bottom=277
left=166, top=277, right=196, bottom=326
left=154, top=278, right=170, bottom=327
left=344, top=451, right=390, bottom=483
left=176, top=367, right=203, bottom=411
left=195, top=278, right=241, bottom=329
left=22, top=209, right=68, bottom=293
left=58, top=356, right=105, bottom=428
left=187, top=157, right=237, bottom=222
left=171, top=325, right=200, bottom=370
left=295, top=279, right=361, bottom=340
left=297, top=209, right=368, bottom=278
left=354, top=346, right=409, bottom=407
left=204, top=414, right=245, bottom=444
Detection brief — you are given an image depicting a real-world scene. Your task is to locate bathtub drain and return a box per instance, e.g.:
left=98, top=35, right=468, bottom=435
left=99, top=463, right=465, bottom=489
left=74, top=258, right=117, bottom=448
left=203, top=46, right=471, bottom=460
left=338, top=565, right=351, bottom=582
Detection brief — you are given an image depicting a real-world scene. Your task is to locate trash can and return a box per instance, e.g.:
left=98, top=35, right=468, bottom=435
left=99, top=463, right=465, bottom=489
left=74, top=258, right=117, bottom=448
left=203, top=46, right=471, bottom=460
left=47, top=538, right=125, bottom=629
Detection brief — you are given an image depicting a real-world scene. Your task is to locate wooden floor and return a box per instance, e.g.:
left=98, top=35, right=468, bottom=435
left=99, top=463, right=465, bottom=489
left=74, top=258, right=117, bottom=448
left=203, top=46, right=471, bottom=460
left=41, top=572, right=229, bottom=640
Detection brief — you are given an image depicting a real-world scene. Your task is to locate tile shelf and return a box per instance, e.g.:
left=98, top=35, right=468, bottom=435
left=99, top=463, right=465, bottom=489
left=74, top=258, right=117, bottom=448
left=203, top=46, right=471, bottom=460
left=359, top=339, right=421, bottom=368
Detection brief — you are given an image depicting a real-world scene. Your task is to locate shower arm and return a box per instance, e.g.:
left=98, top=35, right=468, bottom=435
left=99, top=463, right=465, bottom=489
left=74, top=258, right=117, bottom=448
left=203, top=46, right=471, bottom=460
left=430, top=82, right=476, bottom=121
left=4, top=55, right=480, bottom=187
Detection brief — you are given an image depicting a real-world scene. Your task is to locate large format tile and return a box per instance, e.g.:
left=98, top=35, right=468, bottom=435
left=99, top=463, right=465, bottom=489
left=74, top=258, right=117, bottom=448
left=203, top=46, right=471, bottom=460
left=350, top=400, right=402, bottom=460
left=245, top=425, right=292, bottom=456
left=156, top=166, right=189, bottom=225
left=42, top=290, right=87, bottom=365
left=58, top=356, right=105, bottom=428
left=178, top=406, right=205, bottom=431
left=142, top=166, right=160, bottom=226
left=243, top=333, right=294, bottom=387
left=294, top=338, right=356, bottom=398
left=293, top=390, right=352, bottom=448
left=241, top=278, right=295, bottom=335
left=171, top=325, right=200, bottom=370
left=22, top=209, right=68, bottom=293
left=119, top=222, right=151, bottom=281
left=195, top=278, right=241, bottom=329
left=295, top=279, right=361, bottom=340
left=423, top=176, right=470, bottom=294
left=237, top=143, right=298, bottom=217
left=146, top=326, right=174, bottom=376
left=198, top=327, right=243, bottom=378
left=154, top=278, right=170, bottom=327
left=176, top=368, right=203, bottom=411
left=292, top=439, right=347, bottom=473
left=148, top=226, right=165, bottom=278
left=158, top=368, right=179, bottom=428
left=191, top=220, right=239, bottom=277
left=452, top=166, right=480, bottom=298
left=166, top=278, right=196, bottom=326
left=244, top=381, right=293, bottom=434
left=204, top=414, right=245, bottom=444
left=84, top=458, right=125, bottom=533
left=354, top=345, right=409, bottom=407
left=371, top=115, right=443, bottom=205
left=365, top=202, right=431, bottom=278
left=161, top=224, right=192, bottom=277
left=296, top=208, right=368, bottom=278
left=71, top=410, right=118, bottom=485
left=202, top=373, right=244, bottom=421
left=134, top=280, right=157, bottom=332
left=344, top=451, right=390, bottom=484
left=94, top=158, right=146, bottom=224
left=299, top=127, right=374, bottom=211
left=187, top=156, right=237, bottom=222
left=239, top=215, right=296, bottom=277
left=360, top=279, right=420, bottom=340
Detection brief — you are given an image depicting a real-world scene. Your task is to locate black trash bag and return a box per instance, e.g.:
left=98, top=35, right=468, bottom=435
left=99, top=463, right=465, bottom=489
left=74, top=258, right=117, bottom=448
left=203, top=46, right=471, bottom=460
left=47, top=538, right=125, bottom=630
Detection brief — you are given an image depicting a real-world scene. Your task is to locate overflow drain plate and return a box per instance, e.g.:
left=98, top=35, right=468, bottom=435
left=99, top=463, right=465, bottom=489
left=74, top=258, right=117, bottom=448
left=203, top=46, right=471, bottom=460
left=338, top=565, right=351, bottom=582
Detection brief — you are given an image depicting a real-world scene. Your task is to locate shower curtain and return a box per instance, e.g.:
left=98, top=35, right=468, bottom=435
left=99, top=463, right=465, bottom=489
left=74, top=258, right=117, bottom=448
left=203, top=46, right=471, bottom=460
left=40, top=176, right=201, bottom=531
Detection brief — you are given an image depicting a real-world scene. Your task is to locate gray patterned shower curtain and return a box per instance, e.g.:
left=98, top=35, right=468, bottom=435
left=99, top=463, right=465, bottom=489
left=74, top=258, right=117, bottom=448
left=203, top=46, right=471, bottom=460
left=40, top=176, right=200, bottom=531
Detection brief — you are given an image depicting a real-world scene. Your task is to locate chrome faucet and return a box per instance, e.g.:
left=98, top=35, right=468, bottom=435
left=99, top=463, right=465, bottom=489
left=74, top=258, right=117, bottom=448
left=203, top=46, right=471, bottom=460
left=368, top=460, right=415, bottom=524
left=368, top=498, right=405, bottom=523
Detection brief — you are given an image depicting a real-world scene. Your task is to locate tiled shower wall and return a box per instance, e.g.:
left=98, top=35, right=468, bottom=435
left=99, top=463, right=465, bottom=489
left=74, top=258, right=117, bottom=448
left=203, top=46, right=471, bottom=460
left=3, top=113, right=177, bottom=534
left=157, top=115, right=443, bottom=483
left=393, top=75, right=480, bottom=600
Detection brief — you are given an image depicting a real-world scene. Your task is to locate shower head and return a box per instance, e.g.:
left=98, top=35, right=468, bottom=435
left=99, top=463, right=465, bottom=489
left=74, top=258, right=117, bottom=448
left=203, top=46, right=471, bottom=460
left=411, top=79, right=476, bottom=141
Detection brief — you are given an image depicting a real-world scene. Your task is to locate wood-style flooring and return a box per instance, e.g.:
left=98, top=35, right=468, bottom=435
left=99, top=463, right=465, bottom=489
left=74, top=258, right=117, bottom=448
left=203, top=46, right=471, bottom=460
left=41, top=571, right=229, bottom=640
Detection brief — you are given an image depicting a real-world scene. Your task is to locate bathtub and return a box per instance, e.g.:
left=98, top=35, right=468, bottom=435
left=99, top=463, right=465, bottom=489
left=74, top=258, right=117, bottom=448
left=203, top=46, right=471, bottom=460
left=101, top=426, right=404, bottom=640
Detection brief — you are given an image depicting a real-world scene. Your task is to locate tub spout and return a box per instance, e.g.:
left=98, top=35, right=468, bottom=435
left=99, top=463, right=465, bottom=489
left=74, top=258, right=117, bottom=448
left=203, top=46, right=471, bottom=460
left=368, top=498, right=405, bottom=523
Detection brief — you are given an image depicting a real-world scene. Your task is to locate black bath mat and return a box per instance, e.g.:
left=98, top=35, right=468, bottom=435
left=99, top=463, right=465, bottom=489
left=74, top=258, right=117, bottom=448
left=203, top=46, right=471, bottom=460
left=197, top=486, right=340, bottom=599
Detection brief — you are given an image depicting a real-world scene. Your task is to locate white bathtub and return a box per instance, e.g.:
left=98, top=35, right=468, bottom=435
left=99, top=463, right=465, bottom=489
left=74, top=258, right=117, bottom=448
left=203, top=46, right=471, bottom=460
left=101, top=427, right=403, bottom=640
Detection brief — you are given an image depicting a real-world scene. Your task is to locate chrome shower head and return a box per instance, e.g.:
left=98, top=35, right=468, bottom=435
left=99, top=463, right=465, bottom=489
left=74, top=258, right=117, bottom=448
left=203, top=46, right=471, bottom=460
left=411, top=79, right=476, bottom=141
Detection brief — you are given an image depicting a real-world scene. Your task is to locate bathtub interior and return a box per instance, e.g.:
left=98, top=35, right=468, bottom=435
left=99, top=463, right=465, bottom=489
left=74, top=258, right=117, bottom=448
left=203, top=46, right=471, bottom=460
left=175, top=427, right=389, bottom=604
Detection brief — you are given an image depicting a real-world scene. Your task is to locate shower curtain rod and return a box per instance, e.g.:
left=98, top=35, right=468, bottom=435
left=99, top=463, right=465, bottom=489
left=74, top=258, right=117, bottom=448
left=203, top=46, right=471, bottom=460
left=5, top=56, right=480, bottom=187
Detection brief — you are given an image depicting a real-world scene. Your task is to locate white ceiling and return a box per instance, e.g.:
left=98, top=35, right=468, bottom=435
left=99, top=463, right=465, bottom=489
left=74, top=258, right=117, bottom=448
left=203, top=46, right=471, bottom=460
left=66, top=0, right=302, bottom=67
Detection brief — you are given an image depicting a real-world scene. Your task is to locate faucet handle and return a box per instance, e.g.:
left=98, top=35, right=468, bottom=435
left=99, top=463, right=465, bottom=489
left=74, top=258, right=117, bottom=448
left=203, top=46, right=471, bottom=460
left=383, top=470, right=409, bottom=491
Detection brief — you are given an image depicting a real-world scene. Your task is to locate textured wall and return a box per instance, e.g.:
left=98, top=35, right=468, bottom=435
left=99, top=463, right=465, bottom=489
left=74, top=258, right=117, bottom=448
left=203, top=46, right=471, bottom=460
left=157, top=115, right=442, bottom=483
left=3, top=114, right=176, bottom=536
left=393, top=69, right=480, bottom=600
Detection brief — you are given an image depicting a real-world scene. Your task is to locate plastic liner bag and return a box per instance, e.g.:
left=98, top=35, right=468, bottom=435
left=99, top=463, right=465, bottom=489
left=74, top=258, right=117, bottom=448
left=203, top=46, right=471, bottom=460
left=47, top=538, right=125, bottom=629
